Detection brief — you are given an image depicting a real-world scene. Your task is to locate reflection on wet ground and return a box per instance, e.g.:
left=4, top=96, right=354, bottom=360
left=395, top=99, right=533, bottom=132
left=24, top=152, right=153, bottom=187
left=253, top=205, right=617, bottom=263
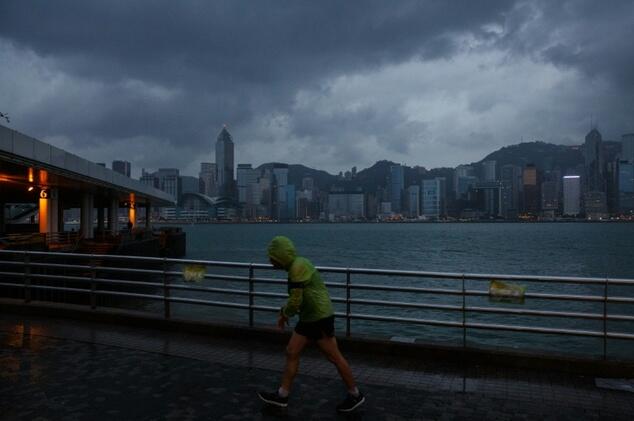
left=1, top=313, right=632, bottom=420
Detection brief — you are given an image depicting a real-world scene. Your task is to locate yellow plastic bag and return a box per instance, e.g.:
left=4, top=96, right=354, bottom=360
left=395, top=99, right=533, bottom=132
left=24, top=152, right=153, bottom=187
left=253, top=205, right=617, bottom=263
left=489, top=280, right=526, bottom=304
left=183, top=265, right=206, bottom=282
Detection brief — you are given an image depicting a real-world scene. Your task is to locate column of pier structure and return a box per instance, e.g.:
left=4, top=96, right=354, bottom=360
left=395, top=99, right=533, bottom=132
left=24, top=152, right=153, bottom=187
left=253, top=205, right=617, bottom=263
left=108, top=198, right=119, bottom=234
left=145, top=201, right=152, bottom=230
left=128, top=204, right=136, bottom=228
left=57, top=196, right=64, bottom=234
left=39, top=188, right=59, bottom=235
left=97, top=205, right=105, bottom=236
left=80, top=193, right=94, bottom=239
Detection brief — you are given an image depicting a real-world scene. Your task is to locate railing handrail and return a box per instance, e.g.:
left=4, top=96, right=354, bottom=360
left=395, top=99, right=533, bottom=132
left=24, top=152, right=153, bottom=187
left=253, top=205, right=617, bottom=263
left=0, top=249, right=633, bottom=361
left=1, top=249, right=633, bottom=285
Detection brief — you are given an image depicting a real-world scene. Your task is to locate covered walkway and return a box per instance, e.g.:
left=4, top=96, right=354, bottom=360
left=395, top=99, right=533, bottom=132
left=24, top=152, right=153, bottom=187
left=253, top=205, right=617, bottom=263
left=0, top=124, right=174, bottom=242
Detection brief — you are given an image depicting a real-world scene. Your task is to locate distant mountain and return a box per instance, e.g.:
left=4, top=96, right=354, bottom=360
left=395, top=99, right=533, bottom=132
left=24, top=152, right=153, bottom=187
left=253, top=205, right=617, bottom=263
left=353, top=160, right=395, bottom=193
left=478, top=141, right=584, bottom=172
left=255, top=140, right=621, bottom=193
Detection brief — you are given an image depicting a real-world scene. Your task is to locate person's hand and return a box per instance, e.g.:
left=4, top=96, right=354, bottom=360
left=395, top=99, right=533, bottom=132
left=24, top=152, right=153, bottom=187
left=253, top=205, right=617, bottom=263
left=277, top=313, right=289, bottom=330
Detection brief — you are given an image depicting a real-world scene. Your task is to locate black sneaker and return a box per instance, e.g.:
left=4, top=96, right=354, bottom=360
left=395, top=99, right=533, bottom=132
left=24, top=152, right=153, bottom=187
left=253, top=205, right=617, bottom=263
left=336, top=392, right=365, bottom=412
left=257, top=390, right=289, bottom=408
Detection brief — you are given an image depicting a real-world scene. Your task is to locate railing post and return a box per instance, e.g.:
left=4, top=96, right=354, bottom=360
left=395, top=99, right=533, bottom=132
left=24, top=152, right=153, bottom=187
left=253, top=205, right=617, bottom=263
left=603, top=277, right=608, bottom=360
left=248, top=264, right=254, bottom=328
left=462, top=274, right=466, bottom=348
left=23, top=251, right=31, bottom=303
left=163, top=258, right=171, bottom=319
left=346, top=269, right=351, bottom=337
left=90, top=255, right=96, bottom=309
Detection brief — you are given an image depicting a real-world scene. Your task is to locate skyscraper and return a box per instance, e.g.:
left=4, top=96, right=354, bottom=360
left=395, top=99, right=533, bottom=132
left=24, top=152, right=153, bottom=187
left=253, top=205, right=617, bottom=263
left=422, top=178, right=446, bottom=219
left=199, top=162, right=217, bottom=196
left=482, top=160, right=497, bottom=181
left=273, top=164, right=290, bottom=220
left=522, top=164, right=539, bottom=215
left=454, top=165, right=474, bottom=198
left=618, top=161, right=634, bottom=214
left=406, top=185, right=420, bottom=218
left=112, top=160, right=131, bottom=177
left=390, top=164, right=404, bottom=213
left=156, top=168, right=180, bottom=201
left=563, top=176, right=581, bottom=216
left=215, top=126, right=235, bottom=197
left=540, top=181, right=559, bottom=215
left=584, top=128, right=604, bottom=192
left=501, top=164, right=521, bottom=219
left=237, top=164, right=258, bottom=204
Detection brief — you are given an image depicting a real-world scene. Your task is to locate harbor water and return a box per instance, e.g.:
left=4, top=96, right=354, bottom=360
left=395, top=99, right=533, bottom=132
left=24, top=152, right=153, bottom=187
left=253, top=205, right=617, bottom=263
left=160, top=222, right=634, bottom=359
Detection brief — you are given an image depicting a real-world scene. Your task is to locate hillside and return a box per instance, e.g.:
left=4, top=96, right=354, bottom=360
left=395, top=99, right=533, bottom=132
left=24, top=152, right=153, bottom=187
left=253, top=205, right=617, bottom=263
left=478, top=141, right=584, bottom=171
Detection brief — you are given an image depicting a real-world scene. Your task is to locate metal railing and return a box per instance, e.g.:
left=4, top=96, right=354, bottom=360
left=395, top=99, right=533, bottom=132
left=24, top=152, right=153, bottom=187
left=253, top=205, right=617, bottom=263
left=0, top=249, right=633, bottom=360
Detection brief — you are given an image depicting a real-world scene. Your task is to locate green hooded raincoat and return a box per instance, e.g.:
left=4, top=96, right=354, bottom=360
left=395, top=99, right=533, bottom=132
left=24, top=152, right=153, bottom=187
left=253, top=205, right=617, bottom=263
left=267, top=236, right=334, bottom=322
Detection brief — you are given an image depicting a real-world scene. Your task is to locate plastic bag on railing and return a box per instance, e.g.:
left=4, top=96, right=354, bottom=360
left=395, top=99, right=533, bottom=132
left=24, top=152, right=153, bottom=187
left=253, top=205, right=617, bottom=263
left=489, top=280, right=526, bottom=304
left=183, top=265, right=206, bottom=282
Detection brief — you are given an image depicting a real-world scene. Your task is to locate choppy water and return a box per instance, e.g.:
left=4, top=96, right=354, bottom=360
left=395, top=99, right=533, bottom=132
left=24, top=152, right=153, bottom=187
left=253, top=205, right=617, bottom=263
left=163, top=222, right=634, bottom=359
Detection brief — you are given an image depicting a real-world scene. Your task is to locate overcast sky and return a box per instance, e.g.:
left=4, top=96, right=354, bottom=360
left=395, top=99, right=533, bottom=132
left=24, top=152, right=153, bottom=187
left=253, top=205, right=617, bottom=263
left=1, top=1, right=633, bottom=177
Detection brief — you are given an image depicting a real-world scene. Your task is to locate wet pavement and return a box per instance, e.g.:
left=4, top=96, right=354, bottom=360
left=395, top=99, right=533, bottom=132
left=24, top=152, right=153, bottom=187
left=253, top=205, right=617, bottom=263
left=1, top=313, right=633, bottom=420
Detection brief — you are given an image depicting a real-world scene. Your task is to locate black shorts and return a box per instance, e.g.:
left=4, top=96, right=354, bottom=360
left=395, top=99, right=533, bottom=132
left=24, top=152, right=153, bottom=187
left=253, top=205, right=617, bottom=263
left=294, top=315, right=335, bottom=341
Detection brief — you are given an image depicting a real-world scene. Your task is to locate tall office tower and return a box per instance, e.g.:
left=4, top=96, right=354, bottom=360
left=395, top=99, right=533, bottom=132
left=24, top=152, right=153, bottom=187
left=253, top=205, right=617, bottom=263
left=251, top=174, right=272, bottom=218
left=112, top=160, right=131, bottom=177
left=199, top=162, right=217, bottom=196
left=237, top=164, right=258, bottom=204
left=406, top=185, right=420, bottom=218
left=584, top=128, right=605, bottom=192
left=540, top=181, right=559, bottom=214
left=456, top=175, right=478, bottom=200
left=482, top=160, right=497, bottom=181
left=302, top=177, right=315, bottom=191
left=622, top=133, right=634, bottom=164
left=563, top=176, right=581, bottom=216
left=140, top=169, right=158, bottom=189
left=501, top=164, right=521, bottom=218
left=215, top=126, right=235, bottom=197
left=178, top=175, right=199, bottom=205
left=618, top=161, right=634, bottom=214
left=522, top=164, right=539, bottom=215
left=327, top=191, right=365, bottom=221
left=473, top=181, right=504, bottom=218
left=454, top=165, right=474, bottom=198
left=272, top=164, right=290, bottom=220
left=156, top=168, right=180, bottom=201
left=390, top=164, right=404, bottom=213
left=422, top=178, right=446, bottom=219
left=179, top=176, right=199, bottom=195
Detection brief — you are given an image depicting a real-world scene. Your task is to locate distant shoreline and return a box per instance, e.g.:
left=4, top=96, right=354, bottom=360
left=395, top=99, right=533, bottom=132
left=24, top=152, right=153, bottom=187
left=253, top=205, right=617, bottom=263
left=151, top=219, right=632, bottom=225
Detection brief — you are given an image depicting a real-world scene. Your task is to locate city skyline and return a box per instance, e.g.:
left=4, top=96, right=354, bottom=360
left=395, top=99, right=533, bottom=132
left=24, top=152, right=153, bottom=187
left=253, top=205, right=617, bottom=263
left=128, top=124, right=634, bottom=222
left=131, top=125, right=633, bottom=179
left=1, top=1, right=634, bottom=175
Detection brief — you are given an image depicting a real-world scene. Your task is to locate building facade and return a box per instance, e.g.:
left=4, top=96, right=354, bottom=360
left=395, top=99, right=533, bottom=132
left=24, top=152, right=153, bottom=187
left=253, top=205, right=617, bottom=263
left=390, top=164, right=404, bottom=213
left=112, top=160, right=131, bottom=177
left=199, top=162, right=217, bottom=197
left=563, top=175, right=581, bottom=216
left=215, top=127, right=235, bottom=197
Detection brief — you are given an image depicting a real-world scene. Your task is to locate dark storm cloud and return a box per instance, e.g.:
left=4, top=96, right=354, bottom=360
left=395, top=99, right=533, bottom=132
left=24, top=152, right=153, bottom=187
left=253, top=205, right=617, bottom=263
left=0, top=1, right=633, bottom=174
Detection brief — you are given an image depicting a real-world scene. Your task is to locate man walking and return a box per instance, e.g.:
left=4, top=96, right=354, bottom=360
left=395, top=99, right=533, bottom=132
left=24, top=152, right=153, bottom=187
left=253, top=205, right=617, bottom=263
left=257, top=236, right=365, bottom=412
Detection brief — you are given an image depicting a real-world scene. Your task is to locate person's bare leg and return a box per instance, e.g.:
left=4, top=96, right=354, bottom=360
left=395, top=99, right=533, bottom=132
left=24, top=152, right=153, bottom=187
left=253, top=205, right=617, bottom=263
left=316, top=336, right=356, bottom=389
left=280, top=332, right=309, bottom=393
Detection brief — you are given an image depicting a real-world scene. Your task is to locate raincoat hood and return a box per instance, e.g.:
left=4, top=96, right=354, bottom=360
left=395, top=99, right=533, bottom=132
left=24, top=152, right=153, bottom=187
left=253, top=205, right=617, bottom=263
left=267, top=236, right=297, bottom=268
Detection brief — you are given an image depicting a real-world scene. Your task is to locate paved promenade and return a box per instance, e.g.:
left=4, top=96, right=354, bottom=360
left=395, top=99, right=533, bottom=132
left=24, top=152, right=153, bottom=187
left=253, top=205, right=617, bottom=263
left=1, top=312, right=632, bottom=420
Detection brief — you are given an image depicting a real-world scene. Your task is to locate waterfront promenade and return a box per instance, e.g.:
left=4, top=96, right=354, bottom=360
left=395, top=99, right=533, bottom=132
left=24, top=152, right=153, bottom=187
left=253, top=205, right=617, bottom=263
left=1, top=311, right=632, bottom=420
